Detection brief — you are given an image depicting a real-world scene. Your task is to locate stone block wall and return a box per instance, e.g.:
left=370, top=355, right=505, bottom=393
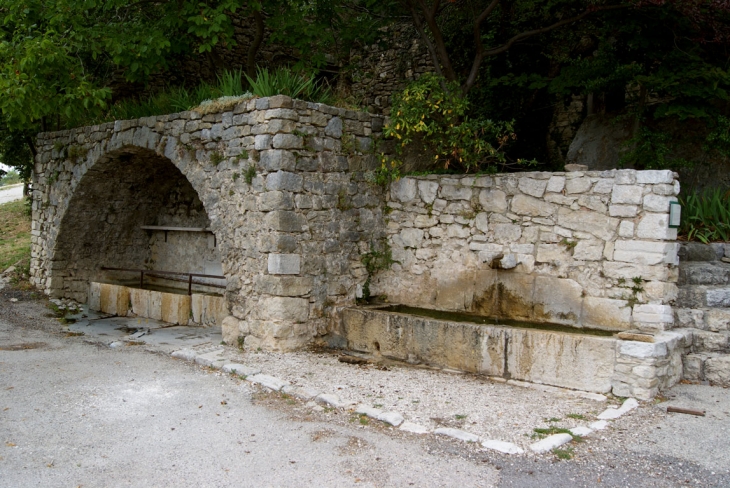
left=372, top=169, right=681, bottom=333
left=32, top=95, right=386, bottom=351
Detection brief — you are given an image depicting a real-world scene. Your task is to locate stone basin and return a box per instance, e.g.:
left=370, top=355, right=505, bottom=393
left=333, top=305, right=692, bottom=397
left=88, top=282, right=226, bottom=327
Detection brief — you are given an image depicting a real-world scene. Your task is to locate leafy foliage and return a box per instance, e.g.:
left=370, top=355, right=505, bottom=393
left=385, top=74, right=520, bottom=173
left=679, top=187, right=730, bottom=243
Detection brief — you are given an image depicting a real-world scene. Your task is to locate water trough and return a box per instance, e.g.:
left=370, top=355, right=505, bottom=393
left=332, top=305, right=690, bottom=397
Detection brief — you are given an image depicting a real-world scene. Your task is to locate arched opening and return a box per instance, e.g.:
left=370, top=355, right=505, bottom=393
left=51, top=146, right=225, bottom=323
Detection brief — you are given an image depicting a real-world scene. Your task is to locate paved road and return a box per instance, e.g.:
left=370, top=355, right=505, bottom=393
left=1, top=292, right=729, bottom=487
left=0, top=314, right=498, bottom=487
left=0, top=184, right=24, bottom=205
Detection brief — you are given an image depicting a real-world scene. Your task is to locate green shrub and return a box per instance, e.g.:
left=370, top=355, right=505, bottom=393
left=680, top=187, right=730, bottom=243
left=384, top=74, right=521, bottom=173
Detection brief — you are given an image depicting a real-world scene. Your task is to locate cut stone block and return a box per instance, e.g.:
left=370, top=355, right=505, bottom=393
left=376, top=411, right=404, bottom=426
left=247, top=374, right=289, bottom=391
left=529, top=433, right=572, bottom=453
left=481, top=440, right=524, bottom=455
left=399, top=422, right=430, bottom=434
left=569, top=426, right=593, bottom=437
left=268, top=253, right=301, bottom=275
left=221, top=363, right=261, bottom=377
left=434, top=428, right=480, bottom=443
left=597, top=398, right=639, bottom=420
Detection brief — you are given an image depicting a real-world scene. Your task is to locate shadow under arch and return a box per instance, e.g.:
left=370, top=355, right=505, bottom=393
left=50, top=145, right=224, bottom=302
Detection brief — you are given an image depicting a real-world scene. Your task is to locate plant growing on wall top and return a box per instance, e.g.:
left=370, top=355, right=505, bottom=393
left=384, top=74, right=525, bottom=173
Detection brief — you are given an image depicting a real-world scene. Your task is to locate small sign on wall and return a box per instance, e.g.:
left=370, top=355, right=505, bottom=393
left=669, top=200, right=681, bottom=228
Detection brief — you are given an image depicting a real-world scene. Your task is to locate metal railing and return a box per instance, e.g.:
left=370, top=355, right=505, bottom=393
left=100, top=267, right=226, bottom=295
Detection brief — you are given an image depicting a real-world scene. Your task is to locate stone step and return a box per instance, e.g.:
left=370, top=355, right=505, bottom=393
left=675, top=307, right=730, bottom=331
left=675, top=285, right=730, bottom=308
left=678, top=262, right=730, bottom=286
left=692, top=329, right=730, bottom=353
left=678, top=242, right=726, bottom=262
left=682, top=352, right=730, bottom=386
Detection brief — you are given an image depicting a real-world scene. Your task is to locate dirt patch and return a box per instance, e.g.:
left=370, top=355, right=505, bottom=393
left=0, top=342, right=47, bottom=351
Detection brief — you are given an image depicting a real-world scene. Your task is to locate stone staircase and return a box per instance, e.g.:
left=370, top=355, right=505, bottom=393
left=673, top=242, right=730, bottom=386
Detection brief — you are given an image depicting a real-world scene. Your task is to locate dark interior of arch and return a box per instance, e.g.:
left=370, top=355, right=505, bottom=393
left=52, top=146, right=219, bottom=301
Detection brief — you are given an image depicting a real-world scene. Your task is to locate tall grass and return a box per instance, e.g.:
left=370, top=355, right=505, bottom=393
left=245, top=67, right=333, bottom=104
left=67, top=67, right=335, bottom=129
left=679, top=186, right=730, bottom=243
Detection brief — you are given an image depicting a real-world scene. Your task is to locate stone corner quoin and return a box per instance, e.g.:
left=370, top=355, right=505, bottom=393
left=30, top=95, right=683, bottom=399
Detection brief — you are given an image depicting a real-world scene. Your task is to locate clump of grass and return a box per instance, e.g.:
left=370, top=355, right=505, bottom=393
left=245, top=67, right=333, bottom=104
left=0, top=200, right=31, bottom=271
left=679, top=186, right=730, bottom=243
left=244, top=164, right=257, bottom=185
left=532, top=427, right=574, bottom=440
left=553, top=446, right=574, bottom=460
left=566, top=413, right=586, bottom=420
left=210, top=151, right=224, bottom=166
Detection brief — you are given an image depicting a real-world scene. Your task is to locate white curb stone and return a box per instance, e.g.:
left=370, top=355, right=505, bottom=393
left=434, top=428, right=481, bottom=443
left=247, top=374, right=289, bottom=391
left=281, top=385, right=319, bottom=401
left=376, top=411, right=404, bottom=427
left=221, top=363, right=261, bottom=377
left=355, top=404, right=382, bottom=418
left=597, top=398, right=639, bottom=420
left=569, top=426, right=593, bottom=437
left=315, top=393, right=345, bottom=408
left=399, top=422, right=430, bottom=434
left=481, top=440, right=524, bottom=455
left=194, top=350, right=229, bottom=367
left=589, top=420, right=609, bottom=430
left=529, top=433, right=573, bottom=453
left=171, top=349, right=197, bottom=361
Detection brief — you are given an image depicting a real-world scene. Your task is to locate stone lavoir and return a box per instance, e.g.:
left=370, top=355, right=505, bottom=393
left=30, top=95, right=706, bottom=399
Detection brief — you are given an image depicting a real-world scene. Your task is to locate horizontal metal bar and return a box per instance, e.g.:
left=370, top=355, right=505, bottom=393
left=143, top=273, right=227, bottom=289
left=100, top=267, right=225, bottom=280
left=140, top=225, right=213, bottom=233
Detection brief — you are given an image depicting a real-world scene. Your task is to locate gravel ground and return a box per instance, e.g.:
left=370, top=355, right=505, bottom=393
left=220, top=347, right=607, bottom=447
left=2, top=285, right=730, bottom=487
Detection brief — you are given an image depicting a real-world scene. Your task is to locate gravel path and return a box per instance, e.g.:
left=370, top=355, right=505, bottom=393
left=224, top=347, right=606, bottom=447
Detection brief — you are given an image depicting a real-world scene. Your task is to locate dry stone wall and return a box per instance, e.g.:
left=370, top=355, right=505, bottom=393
left=32, top=95, right=386, bottom=351
left=373, top=169, right=681, bottom=333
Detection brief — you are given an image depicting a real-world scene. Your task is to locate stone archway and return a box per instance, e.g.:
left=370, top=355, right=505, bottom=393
left=31, top=97, right=387, bottom=351
left=50, top=146, right=222, bottom=303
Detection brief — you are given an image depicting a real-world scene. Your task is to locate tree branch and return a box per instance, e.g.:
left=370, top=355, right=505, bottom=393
left=247, top=8, right=264, bottom=78
left=411, top=0, right=457, bottom=82
left=462, top=4, right=628, bottom=93
left=405, top=0, right=449, bottom=90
